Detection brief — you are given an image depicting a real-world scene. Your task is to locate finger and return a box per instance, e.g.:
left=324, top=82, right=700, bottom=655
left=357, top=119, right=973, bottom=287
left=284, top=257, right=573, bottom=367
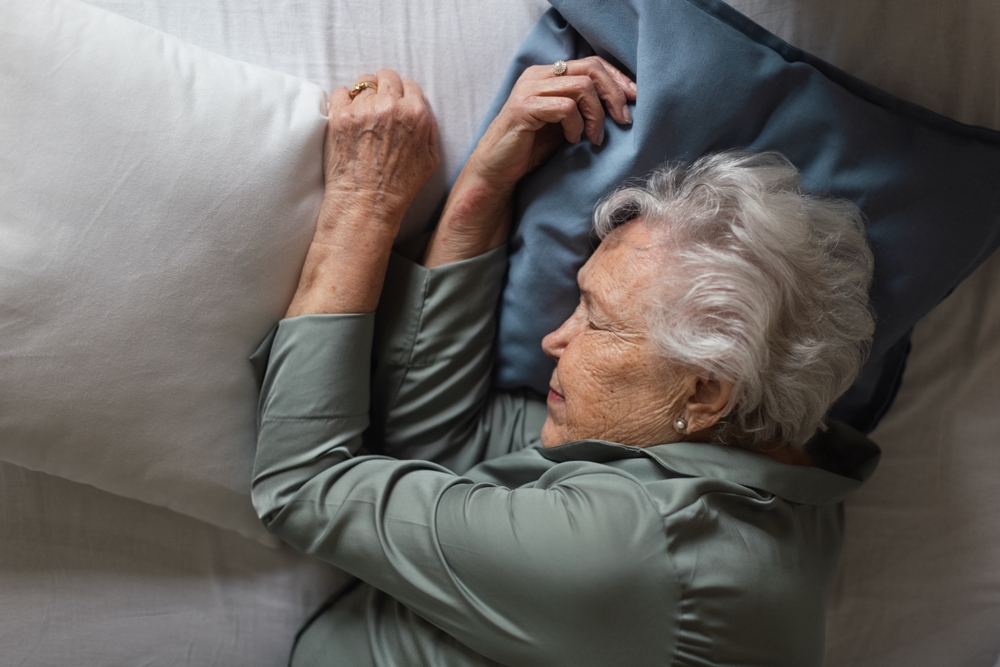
left=527, top=96, right=585, bottom=143
left=408, top=81, right=438, bottom=139
left=521, top=63, right=560, bottom=81
left=533, top=76, right=607, bottom=145
left=351, top=73, right=378, bottom=100
left=376, top=68, right=404, bottom=99
left=401, top=77, right=427, bottom=101
left=560, top=108, right=586, bottom=145
left=569, top=57, right=632, bottom=125
left=329, top=86, right=353, bottom=110
left=428, top=109, right=441, bottom=166
left=588, top=55, right=637, bottom=101
left=526, top=58, right=636, bottom=102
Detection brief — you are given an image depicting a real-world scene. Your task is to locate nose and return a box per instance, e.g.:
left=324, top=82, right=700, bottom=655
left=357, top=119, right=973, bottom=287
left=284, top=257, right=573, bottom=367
left=541, top=314, right=575, bottom=361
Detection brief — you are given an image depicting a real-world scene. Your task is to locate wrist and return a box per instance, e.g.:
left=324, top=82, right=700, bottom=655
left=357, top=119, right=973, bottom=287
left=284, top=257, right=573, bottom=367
left=285, top=206, right=399, bottom=317
left=423, top=169, right=513, bottom=268
left=450, top=167, right=514, bottom=212
left=462, top=147, right=519, bottom=195
left=313, top=193, right=403, bottom=245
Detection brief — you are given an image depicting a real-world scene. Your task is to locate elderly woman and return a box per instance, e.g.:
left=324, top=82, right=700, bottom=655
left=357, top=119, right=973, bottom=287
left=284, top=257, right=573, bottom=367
left=251, top=57, right=879, bottom=667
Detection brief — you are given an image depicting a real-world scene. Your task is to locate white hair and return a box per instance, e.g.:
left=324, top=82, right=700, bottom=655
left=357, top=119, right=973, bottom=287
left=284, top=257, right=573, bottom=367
left=593, top=151, right=875, bottom=447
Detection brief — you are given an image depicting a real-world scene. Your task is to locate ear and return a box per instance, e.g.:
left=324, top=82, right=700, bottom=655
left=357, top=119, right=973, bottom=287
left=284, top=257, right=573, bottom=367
left=681, top=374, right=734, bottom=435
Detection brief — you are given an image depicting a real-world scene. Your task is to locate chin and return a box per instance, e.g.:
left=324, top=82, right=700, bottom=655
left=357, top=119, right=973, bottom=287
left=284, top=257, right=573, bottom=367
left=540, top=419, right=563, bottom=449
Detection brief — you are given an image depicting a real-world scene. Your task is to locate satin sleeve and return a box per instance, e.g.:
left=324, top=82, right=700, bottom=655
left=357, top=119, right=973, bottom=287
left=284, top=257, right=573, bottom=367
left=366, top=246, right=546, bottom=473
left=249, top=250, right=677, bottom=666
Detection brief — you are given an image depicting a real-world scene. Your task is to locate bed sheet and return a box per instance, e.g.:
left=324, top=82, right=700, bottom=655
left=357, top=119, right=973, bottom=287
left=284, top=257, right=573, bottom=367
left=2, top=0, right=998, bottom=665
left=0, top=461, right=350, bottom=667
left=704, top=2, right=1000, bottom=664
left=735, top=4, right=1000, bottom=664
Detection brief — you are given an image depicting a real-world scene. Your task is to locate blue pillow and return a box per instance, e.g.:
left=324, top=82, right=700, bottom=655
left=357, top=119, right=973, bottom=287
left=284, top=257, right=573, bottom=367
left=474, top=0, right=1000, bottom=433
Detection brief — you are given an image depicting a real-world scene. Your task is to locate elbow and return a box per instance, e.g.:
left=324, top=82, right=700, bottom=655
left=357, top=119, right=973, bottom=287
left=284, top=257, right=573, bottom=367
left=250, top=483, right=281, bottom=532
left=249, top=472, right=296, bottom=535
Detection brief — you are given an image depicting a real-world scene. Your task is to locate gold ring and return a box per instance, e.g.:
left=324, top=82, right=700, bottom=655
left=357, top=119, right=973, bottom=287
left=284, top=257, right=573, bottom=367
left=349, top=81, right=378, bottom=99
left=552, top=60, right=568, bottom=76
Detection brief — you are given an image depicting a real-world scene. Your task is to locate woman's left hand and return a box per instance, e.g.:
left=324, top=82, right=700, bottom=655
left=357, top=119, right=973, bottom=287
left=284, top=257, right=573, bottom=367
left=423, top=56, right=635, bottom=268
left=465, top=56, right=636, bottom=193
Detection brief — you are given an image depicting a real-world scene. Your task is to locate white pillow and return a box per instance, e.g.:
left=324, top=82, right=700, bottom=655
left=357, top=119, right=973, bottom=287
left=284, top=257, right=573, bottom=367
left=87, top=0, right=552, bottom=238
left=0, top=0, right=327, bottom=544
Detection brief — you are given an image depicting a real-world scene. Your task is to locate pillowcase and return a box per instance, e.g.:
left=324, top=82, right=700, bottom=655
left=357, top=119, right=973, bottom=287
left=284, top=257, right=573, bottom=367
left=483, top=0, right=1000, bottom=433
left=0, top=0, right=327, bottom=544
left=85, top=0, right=551, bottom=240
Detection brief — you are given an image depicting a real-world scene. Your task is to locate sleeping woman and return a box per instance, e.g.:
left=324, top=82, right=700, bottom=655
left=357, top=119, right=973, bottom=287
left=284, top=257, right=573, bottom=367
left=251, top=57, right=880, bottom=667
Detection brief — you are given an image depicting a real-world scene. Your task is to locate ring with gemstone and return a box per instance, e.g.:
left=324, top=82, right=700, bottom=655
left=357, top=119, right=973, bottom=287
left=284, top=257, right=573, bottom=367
left=552, top=60, right=568, bottom=76
left=349, top=81, right=378, bottom=99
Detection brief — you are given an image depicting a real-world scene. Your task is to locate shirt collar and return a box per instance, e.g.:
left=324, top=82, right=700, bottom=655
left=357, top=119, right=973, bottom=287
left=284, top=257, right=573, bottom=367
left=539, top=420, right=880, bottom=505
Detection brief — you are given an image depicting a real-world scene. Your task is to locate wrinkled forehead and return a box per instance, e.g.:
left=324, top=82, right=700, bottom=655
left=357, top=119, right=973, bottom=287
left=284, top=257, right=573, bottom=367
left=577, top=219, right=670, bottom=309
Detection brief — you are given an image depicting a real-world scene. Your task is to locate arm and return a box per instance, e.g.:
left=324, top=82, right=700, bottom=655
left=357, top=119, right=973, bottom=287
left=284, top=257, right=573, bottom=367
left=253, top=60, right=649, bottom=665
left=284, top=69, right=439, bottom=318
left=423, top=55, right=636, bottom=268
left=367, top=57, right=637, bottom=469
left=252, top=69, right=438, bottom=522
left=366, top=247, right=548, bottom=473
left=253, top=317, right=675, bottom=666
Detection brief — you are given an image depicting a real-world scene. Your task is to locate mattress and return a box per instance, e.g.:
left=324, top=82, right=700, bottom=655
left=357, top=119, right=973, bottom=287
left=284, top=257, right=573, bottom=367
left=1, top=0, right=997, bottom=665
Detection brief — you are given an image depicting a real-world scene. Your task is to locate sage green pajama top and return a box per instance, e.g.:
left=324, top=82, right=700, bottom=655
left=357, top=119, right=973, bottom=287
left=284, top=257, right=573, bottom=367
left=250, top=246, right=880, bottom=667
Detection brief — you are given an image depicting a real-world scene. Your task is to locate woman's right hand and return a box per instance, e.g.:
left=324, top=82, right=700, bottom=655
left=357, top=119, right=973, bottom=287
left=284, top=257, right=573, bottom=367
left=287, top=69, right=439, bottom=316
left=320, top=69, right=440, bottom=236
left=423, top=56, right=636, bottom=268
left=467, top=56, right=636, bottom=192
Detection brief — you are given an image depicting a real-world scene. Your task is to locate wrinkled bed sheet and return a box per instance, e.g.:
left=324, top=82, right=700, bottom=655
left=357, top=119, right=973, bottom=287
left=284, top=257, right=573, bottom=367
left=0, top=461, right=349, bottom=667
left=1, top=0, right=998, bottom=665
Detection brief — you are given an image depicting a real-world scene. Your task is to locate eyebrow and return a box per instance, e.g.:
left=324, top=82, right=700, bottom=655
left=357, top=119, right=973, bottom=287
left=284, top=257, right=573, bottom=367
left=579, top=288, right=608, bottom=319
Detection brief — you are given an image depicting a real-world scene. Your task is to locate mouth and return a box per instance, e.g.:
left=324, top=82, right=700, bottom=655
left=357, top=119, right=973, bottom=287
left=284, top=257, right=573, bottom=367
left=547, top=386, right=565, bottom=403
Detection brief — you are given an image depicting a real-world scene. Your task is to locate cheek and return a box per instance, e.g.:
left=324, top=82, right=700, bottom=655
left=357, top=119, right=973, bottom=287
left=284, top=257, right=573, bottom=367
left=561, top=338, right=615, bottom=394
left=558, top=335, right=682, bottom=444
left=561, top=338, right=641, bottom=418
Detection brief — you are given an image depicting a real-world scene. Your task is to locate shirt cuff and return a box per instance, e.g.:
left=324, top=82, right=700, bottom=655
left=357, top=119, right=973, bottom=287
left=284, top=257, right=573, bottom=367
left=254, top=313, right=375, bottom=422
left=375, top=245, right=508, bottom=367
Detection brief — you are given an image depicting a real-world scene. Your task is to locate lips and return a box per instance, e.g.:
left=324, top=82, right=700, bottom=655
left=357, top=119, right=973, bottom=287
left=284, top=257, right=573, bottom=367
left=548, top=386, right=565, bottom=403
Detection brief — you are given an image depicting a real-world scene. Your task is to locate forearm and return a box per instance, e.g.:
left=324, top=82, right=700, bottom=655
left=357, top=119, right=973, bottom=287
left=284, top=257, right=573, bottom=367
left=424, top=55, right=635, bottom=270
left=285, top=201, right=399, bottom=316
left=286, top=67, right=439, bottom=315
left=251, top=313, right=374, bottom=523
left=369, top=247, right=546, bottom=471
left=422, top=167, right=513, bottom=268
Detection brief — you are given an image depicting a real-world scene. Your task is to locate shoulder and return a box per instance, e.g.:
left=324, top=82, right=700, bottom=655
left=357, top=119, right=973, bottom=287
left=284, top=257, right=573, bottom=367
left=651, top=480, right=837, bottom=667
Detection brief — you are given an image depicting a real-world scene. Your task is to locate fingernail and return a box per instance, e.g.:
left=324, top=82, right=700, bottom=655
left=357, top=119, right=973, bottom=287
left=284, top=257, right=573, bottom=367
left=597, top=128, right=605, bottom=146
left=629, top=81, right=637, bottom=92
left=622, top=104, right=632, bottom=124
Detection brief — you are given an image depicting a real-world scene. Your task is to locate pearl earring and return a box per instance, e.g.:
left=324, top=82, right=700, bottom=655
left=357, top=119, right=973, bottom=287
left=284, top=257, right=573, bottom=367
left=674, top=416, right=688, bottom=432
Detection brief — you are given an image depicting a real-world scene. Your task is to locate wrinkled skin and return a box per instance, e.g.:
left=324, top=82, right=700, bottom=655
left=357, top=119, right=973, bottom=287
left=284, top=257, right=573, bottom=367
left=286, top=69, right=440, bottom=318
left=541, top=221, right=732, bottom=448
left=424, top=55, right=636, bottom=269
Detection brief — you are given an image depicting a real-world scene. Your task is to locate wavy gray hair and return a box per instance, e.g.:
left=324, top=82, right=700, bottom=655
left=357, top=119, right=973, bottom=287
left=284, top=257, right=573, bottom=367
left=593, top=151, right=875, bottom=447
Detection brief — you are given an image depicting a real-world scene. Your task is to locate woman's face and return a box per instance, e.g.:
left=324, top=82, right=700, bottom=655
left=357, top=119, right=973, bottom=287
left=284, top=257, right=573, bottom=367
left=540, top=220, right=691, bottom=448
